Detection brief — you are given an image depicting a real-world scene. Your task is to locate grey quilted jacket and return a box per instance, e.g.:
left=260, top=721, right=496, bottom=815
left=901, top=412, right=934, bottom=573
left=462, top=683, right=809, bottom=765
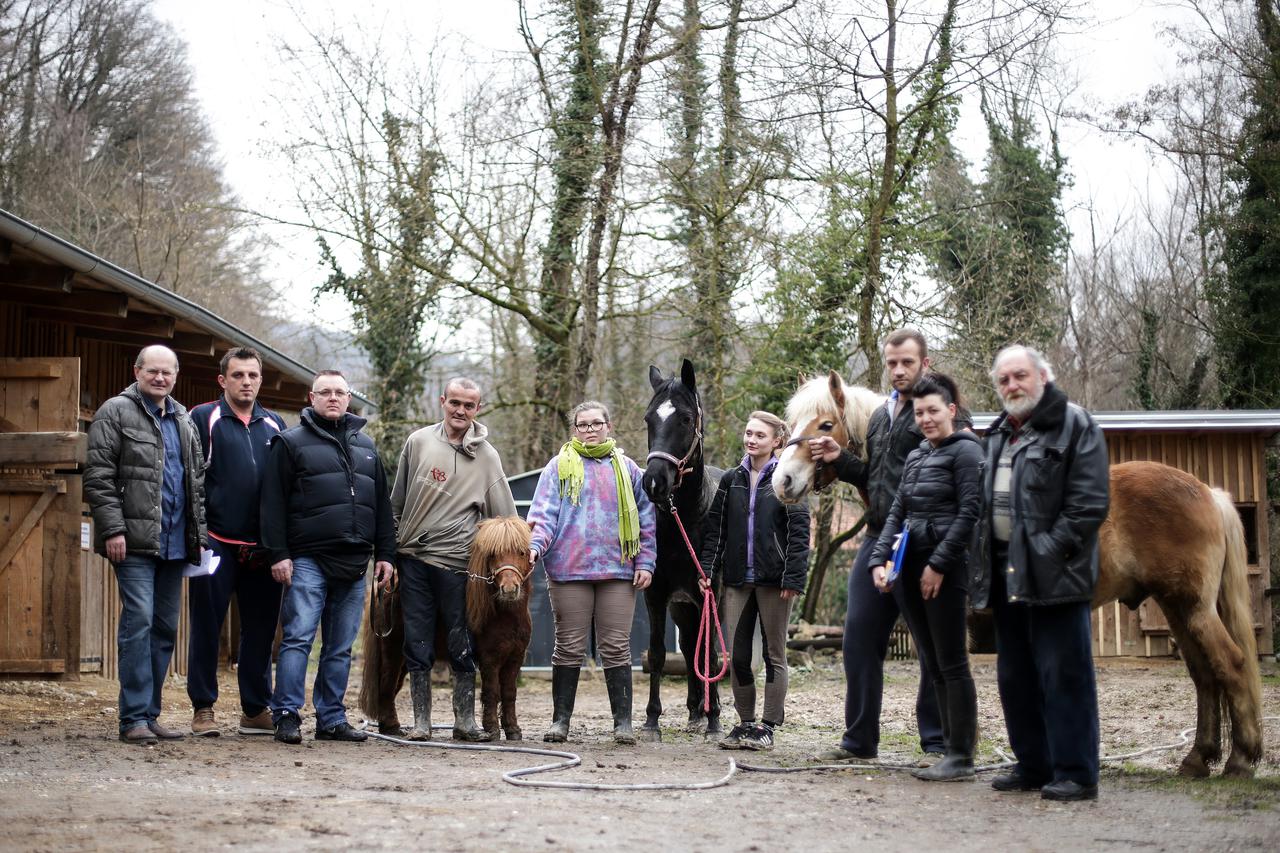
left=84, top=383, right=207, bottom=561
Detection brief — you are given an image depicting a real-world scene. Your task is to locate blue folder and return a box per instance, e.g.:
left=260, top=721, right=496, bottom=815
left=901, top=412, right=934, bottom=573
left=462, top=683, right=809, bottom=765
left=885, top=528, right=909, bottom=585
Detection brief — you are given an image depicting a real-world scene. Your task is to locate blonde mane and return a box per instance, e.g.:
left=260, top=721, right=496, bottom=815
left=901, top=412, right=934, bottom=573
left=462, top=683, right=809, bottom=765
left=466, top=516, right=532, bottom=630
left=784, top=373, right=884, bottom=450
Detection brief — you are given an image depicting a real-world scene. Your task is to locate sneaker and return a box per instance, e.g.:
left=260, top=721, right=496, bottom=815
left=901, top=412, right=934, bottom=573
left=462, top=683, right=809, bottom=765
left=719, top=723, right=753, bottom=750
left=147, top=720, right=185, bottom=740
left=741, top=723, right=774, bottom=751
left=191, top=707, right=219, bottom=737
left=274, top=715, right=302, bottom=745
left=238, top=709, right=274, bottom=735
left=315, top=721, right=367, bottom=743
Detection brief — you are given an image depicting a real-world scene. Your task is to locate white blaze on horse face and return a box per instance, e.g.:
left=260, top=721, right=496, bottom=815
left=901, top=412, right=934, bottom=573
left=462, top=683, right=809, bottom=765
left=656, top=399, right=676, bottom=422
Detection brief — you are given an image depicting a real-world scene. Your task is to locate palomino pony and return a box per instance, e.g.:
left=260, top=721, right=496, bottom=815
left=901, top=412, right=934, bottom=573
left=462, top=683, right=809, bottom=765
left=773, top=374, right=1264, bottom=778
left=357, top=517, right=533, bottom=738
left=466, top=516, right=534, bottom=741
left=639, top=359, right=725, bottom=740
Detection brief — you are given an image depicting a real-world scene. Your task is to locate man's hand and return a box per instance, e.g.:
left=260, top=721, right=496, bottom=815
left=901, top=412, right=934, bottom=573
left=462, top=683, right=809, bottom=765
left=105, top=534, right=127, bottom=564
left=374, top=561, right=396, bottom=591
left=271, top=558, right=293, bottom=586
left=634, top=569, right=653, bottom=590
left=807, top=436, right=842, bottom=464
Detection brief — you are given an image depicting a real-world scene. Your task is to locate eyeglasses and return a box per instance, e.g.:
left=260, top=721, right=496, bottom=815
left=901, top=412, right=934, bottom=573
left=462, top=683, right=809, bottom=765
left=312, top=389, right=350, bottom=399
left=575, top=420, right=608, bottom=432
left=141, top=368, right=175, bottom=379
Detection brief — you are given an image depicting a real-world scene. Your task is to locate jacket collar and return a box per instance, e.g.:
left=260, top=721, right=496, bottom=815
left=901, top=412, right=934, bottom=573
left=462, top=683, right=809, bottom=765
left=300, top=407, right=366, bottom=440
left=122, top=382, right=186, bottom=417
left=217, top=395, right=270, bottom=422
left=432, top=420, right=489, bottom=459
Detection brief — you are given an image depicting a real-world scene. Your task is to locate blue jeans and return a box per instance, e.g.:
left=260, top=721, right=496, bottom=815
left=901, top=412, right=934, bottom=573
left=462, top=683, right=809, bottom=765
left=113, top=556, right=186, bottom=732
left=271, top=557, right=366, bottom=729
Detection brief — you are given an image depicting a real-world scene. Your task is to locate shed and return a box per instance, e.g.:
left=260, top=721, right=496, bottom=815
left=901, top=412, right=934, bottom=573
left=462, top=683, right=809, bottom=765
left=971, top=410, right=1279, bottom=659
left=0, top=209, right=374, bottom=679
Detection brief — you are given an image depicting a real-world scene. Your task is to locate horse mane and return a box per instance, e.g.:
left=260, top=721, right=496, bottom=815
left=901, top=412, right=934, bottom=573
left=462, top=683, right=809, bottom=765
left=466, top=516, right=532, bottom=631
left=784, top=373, right=884, bottom=450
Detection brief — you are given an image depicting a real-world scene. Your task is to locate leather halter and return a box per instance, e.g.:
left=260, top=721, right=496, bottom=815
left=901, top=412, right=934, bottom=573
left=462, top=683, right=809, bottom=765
left=469, top=561, right=533, bottom=586
left=645, top=393, right=704, bottom=489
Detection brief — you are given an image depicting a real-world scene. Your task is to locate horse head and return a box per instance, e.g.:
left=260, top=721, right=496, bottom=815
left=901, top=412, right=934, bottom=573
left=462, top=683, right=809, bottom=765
left=773, top=369, right=883, bottom=504
left=466, top=516, right=533, bottom=631
left=642, top=358, right=703, bottom=507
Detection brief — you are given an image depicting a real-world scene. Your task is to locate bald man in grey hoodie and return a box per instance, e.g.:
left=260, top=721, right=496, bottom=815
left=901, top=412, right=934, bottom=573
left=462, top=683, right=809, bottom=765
left=391, top=377, right=517, bottom=741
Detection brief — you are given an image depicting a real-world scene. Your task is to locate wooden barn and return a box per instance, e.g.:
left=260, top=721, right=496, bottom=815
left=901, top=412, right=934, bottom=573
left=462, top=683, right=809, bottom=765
left=0, top=208, right=374, bottom=680
left=973, top=410, right=1279, bottom=659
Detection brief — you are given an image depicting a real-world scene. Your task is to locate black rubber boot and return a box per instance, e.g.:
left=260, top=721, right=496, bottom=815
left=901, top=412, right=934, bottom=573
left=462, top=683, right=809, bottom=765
left=913, top=677, right=976, bottom=782
left=451, top=671, right=493, bottom=742
left=406, top=670, right=432, bottom=741
left=604, top=666, right=636, bottom=745
left=543, top=665, right=580, bottom=743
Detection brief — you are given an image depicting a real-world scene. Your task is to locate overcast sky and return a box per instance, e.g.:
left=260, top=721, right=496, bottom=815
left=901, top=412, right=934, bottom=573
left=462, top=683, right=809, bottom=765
left=149, top=0, right=1189, bottom=325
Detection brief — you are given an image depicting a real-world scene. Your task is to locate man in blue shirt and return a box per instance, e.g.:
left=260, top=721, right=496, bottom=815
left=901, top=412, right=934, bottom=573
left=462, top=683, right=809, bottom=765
left=85, top=345, right=207, bottom=745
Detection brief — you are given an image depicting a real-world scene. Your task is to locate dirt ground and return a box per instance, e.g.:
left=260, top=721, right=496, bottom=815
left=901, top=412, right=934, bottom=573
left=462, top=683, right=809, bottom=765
left=1, top=654, right=1278, bottom=852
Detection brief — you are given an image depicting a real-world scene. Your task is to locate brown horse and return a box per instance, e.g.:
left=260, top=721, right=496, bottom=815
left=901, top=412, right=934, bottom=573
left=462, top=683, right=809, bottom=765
left=465, top=516, right=534, bottom=741
left=773, top=375, right=1264, bottom=778
left=357, top=517, right=533, bottom=738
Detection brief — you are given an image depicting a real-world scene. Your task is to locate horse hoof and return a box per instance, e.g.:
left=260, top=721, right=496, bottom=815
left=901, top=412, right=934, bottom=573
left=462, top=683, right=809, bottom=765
left=1178, top=754, right=1211, bottom=778
left=1222, top=759, right=1255, bottom=779
left=639, top=727, right=662, bottom=743
left=685, top=717, right=706, bottom=732
left=505, top=729, right=523, bottom=742
left=379, top=723, right=406, bottom=737
left=703, top=728, right=723, bottom=742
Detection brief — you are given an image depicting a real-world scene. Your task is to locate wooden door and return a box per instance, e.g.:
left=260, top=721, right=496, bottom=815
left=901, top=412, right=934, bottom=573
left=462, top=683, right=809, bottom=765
left=0, top=357, right=84, bottom=676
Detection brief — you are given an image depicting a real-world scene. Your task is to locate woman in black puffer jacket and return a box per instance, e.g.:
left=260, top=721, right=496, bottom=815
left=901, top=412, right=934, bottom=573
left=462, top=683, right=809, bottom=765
left=869, top=373, right=983, bottom=781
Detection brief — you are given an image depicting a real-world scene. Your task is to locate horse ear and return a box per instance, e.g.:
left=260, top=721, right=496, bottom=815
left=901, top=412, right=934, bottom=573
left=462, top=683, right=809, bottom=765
left=649, top=365, right=665, bottom=392
left=828, top=369, right=846, bottom=408
left=680, top=358, right=697, bottom=393
left=797, top=371, right=808, bottom=386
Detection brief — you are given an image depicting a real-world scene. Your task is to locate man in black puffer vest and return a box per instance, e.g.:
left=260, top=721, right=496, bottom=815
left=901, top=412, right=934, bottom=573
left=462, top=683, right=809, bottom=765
left=260, top=370, right=397, bottom=745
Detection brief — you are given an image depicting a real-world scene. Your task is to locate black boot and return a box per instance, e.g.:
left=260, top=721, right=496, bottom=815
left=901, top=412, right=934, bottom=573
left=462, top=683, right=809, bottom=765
left=604, top=666, right=635, bottom=745
left=543, top=665, right=580, bottom=743
left=406, top=670, right=431, bottom=741
left=913, top=677, right=976, bottom=782
left=451, top=671, right=492, bottom=742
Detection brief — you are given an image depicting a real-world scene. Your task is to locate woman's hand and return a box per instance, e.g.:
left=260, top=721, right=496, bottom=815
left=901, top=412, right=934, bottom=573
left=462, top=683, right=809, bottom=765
left=779, top=588, right=799, bottom=601
left=920, top=566, right=943, bottom=600
left=697, top=575, right=711, bottom=592
left=634, top=569, right=653, bottom=590
left=529, top=548, right=539, bottom=565
left=872, top=563, right=893, bottom=593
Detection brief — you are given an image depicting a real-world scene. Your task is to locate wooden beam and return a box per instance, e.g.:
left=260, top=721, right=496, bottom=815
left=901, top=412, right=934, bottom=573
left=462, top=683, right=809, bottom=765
left=73, top=326, right=216, bottom=356
left=0, top=485, right=59, bottom=577
left=0, top=361, right=63, bottom=380
left=0, top=659, right=67, bottom=673
left=0, top=478, right=68, bottom=494
left=0, top=260, right=74, bottom=291
left=0, top=238, right=11, bottom=263
left=0, top=432, right=87, bottom=465
left=3, top=284, right=129, bottom=316
left=28, top=305, right=176, bottom=337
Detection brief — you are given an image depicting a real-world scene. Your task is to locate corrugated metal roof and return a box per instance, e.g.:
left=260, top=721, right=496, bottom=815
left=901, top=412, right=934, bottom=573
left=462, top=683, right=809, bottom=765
left=0, top=208, right=377, bottom=413
left=970, top=410, right=1280, bottom=432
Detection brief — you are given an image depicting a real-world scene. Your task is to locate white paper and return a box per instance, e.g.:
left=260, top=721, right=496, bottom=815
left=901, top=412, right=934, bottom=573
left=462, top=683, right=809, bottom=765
left=183, top=548, right=221, bottom=578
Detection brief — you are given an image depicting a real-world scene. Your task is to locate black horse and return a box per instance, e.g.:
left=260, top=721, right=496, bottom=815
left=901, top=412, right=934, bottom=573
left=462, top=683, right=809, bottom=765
left=639, top=359, right=724, bottom=741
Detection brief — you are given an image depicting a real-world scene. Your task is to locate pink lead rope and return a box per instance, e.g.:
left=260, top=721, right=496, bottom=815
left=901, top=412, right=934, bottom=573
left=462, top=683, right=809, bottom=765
left=668, top=502, right=728, bottom=713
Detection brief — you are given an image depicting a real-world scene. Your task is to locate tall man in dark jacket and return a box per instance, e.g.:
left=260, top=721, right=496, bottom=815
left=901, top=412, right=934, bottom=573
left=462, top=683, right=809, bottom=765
left=809, top=328, right=956, bottom=761
left=85, top=345, right=207, bottom=745
left=971, top=345, right=1110, bottom=801
left=260, top=370, right=397, bottom=744
left=186, top=347, right=287, bottom=737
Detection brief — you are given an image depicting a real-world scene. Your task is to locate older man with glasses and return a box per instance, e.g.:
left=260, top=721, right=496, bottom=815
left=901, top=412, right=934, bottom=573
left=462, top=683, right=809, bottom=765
left=259, top=370, right=397, bottom=744
left=389, top=377, right=516, bottom=741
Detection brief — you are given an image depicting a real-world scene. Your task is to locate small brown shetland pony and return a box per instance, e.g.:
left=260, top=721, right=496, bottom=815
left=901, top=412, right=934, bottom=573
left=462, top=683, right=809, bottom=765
left=358, top=517, right=533, bottom=740
left=774, top=372, right=1264, bottom=778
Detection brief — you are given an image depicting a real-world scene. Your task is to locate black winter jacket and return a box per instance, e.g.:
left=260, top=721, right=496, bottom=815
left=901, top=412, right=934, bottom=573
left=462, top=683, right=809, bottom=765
left=259, top=409, right=396, bottom=577
left=969, top=383, right=1110, bottom=608
left=868, top=431, right=983, bottom=577
left=699, top=460, right=811, bottom=592
left=188, top=397, right=286, bottom=543
left=833, top=395, right=972, bottom=534
left=84, top=384, right=207, bottom=561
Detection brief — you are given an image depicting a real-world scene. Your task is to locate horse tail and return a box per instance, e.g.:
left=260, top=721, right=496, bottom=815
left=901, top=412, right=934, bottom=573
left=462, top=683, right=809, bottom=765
left=358, top=583, right=399, bottom=723
left=1211, top=487, right=1263, bottom=761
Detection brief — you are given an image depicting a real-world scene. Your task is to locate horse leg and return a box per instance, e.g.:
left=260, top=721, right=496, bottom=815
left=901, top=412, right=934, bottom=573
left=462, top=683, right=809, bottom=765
left=478, top=655, right=501, bottom=740
left=641, top=590, right=667, bottom=742
left=1162, top=608, right=1221, bottom=778
left=1182, top=605, right=1259, bottom=778
left=500, top=656, right=522, bottom=741
left=380, top=617, right=408, bottom=734
left=672, top=599, right=722, bottom=737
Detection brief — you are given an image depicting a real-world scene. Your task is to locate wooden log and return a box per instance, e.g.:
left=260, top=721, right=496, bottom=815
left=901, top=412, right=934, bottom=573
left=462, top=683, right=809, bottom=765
left=0, top=361, right=63, bottom=380
left=0, top=658, right=67, bottom=673
left=0, top=432, right=87, bottom=465
left=785, top=636, right=843, bottom=651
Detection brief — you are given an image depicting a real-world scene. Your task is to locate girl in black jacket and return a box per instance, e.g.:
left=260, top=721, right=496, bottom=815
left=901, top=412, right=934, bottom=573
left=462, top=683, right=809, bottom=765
left=869, top=374, right=982, bottom=780
left=700, top=411, right=811, bottom=750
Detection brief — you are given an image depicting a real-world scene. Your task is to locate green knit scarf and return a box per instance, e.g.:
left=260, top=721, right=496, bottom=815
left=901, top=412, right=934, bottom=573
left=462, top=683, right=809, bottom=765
left=556, top=437, right=640, bottom=561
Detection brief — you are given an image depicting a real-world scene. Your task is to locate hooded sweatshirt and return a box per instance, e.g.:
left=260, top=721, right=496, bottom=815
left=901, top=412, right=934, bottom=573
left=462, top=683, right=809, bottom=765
left=391, top=420, right=517, bottom=571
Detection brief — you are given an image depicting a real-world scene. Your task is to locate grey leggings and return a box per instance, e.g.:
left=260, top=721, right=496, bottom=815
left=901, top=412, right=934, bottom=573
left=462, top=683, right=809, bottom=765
left=723, top=584, right=793, bottom=725
left=547, top=578, right=636, bottom=668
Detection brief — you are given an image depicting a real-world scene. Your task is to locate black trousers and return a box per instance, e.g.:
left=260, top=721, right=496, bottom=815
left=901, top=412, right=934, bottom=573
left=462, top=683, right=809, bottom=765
left=186, top=536, right=283, bottom=716
left=991, top=555, right=1100, bottom=786
left=399, top=555, right=475, bottom=674
left=839, top=535, right=944, bottom=756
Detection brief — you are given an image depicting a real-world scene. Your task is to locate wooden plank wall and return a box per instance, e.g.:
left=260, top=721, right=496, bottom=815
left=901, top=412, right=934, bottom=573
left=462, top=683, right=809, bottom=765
left=1095, top=431, right=1272, bottom=657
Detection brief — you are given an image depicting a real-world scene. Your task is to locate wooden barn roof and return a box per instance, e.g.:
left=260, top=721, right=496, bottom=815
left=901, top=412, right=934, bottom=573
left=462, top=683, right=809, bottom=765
left=0, top=208, right=375, bottom=414
left=970, top=410, right=1280, bottom=433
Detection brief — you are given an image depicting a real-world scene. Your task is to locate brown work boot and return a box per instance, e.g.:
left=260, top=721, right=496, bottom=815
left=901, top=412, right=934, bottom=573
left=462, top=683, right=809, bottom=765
left=191, top=707, right=219, bottom=737
left=238, top=709, right=274, bottom=736
left=148, top=720, right=185, bottom=740
left=119, top=725, right=158, bottom=745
